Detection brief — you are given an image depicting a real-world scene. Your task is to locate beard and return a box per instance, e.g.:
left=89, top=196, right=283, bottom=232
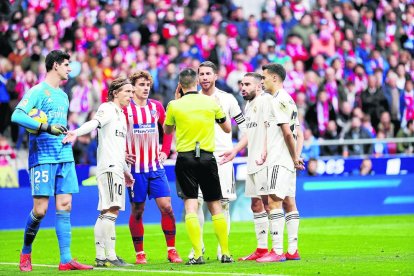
left=242, top=93, right=255, bottom=101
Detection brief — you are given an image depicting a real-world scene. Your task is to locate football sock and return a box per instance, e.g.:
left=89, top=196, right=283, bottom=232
left=197, top=199, right=205, bottom=249
left=285, top=211, right=300, bottom=254
left=55, top=210, right=72, bottom=264
left=94, top=215, right=106, bottom=260
left=217, top=200, right=231, bottom=256
left=102, top=213, right=117, bottom=261
left=185, top=213, right=202, bottom=258
left=269, top=209, right=285, bottom=255
left=253, top=211, right=269, bottom=249
left=212, top=213, right=230, bottom=256
left=22, top=211, right=42, bottom=254
left=221, top=200, right=231, bottom=235
left=129, top=214, right=144, bottom=253
left=161, top=210, right=176, bottom=247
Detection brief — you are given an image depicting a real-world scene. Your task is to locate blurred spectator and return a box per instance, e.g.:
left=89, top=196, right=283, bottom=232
left=360, top=75, right=389, bottom=131
left=0, top=58, right=13, bottom=135
left=8, top=39, right=28, bottom=66
left=383, top=70, right=402, bottom=128
left=305, top=158, right=318, bottom=177
left=321, top=120, right=342, bottom=156
left=373, top=130, right=389, bottom=157
left=158, top=62, right=178, bottom=107
left=310, top=29, right=335, bottom=58
left=285, top=34, right=309, bottom=64
left=377, top=111, right=395, bottom=138
left=0, top=134, right=16, bottom=166
left=73, top=134, right=91, bottom=164
left=305, top=90, right=336, bottom=138
left=295, top=92, right=307, bottom=118
left=69, top=73, right=100, bottom=125
left=396, top=119, right=414, bottom=154
left=343, top=116, right=373, bottom=156
left=400, top=79, right=414, bottom=129
left=215, top=66, right=234, bottom=94
left=361, top=114, right=376, bottom=138
left=336, top=101, right=352, bottom=137
left=320, top=67, right=346, bottom=112
left=226, top=59, right=246, bottom=93
left=301, top=128, right=320, bottom=161
left=359, top=157, right=374, bottom=176
left=290, top=13, right=314, bottom=48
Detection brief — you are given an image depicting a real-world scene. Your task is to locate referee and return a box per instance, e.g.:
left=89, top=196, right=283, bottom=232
left=164, top=68, right=234, bottom=265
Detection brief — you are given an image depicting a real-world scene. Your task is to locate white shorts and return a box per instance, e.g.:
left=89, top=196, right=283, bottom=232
left=267, top=165, right=296, bottom=199
left=198, top=153, right=237, bottom=201
left=97, top=172, right=126, bottom=211
left=245, top=167, right=268, bottom=197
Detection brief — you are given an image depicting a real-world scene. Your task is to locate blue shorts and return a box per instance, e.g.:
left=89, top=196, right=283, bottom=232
left=127, top=169, right=170, bottom=203
left=30, top=162, right=79, bottom=196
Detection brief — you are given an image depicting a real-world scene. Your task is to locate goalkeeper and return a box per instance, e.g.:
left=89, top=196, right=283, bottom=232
left=11, top=50, right=93, bottom=272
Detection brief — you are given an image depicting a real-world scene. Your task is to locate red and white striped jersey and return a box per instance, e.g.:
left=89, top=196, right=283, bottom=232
left=123, top=99, right=172, bottom=173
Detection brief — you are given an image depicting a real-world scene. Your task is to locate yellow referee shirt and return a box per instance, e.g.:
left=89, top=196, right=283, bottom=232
left=165, top=92, right=226, bottom=152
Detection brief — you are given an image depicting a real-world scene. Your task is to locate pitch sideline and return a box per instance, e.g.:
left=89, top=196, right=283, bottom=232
left=0, top=262, right=284, bottom=276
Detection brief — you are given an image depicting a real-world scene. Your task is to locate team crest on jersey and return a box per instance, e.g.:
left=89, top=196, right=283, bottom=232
left=44, top=90, right=51, bottom=97
left=254, top=106, right=257, bottom=113
left=151, top=109, right=158, bottom=119
left=280, top=101, right=288, bottom=111
left=96, top=110, right=104, bottom=119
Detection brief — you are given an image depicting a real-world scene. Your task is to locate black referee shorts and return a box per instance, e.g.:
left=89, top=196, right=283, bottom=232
left=175, top=151, right=223, bottom=202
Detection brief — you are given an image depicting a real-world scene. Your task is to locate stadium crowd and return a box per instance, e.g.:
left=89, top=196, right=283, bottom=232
left=0, top=0, right=414, bottom=164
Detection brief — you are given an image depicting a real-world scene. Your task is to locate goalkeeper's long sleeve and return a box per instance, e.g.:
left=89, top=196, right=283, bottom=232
left=11, top=108, right=41, bottom=130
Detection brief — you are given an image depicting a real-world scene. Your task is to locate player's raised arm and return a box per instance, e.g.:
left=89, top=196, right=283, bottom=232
left=62, top=119, right=99, bottom=144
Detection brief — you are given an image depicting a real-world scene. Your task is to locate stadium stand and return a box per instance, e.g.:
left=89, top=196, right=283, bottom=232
left=0, top=0, right=413, bottom=163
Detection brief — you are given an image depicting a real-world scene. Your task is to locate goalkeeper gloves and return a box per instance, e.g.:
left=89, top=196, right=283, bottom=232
left=39, top=123, right=68, bottom=136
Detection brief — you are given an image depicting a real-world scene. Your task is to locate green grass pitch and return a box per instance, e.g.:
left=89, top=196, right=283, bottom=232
left=0, top=215, right=413, bottom=275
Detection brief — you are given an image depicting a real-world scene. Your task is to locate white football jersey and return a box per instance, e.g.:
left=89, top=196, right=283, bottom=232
left=201, top=88, right=245, bottom=152
left=94, top=102, right=128, bottom=178
left=244, top=92, right=272, bottom=174
left=265, top=89, right=300, bottom=172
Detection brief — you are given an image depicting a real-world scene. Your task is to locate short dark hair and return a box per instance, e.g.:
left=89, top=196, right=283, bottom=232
left=262, top=63, right=286, bottom=81
left=198, top=61, right=218, bottom=74
left=45, top=50, right=70, bottom=72
left=179, top=68, right=197, bottom=89
left=108, top=77, right=131, bottom=101
left=244, top=72, right=262, bottom=83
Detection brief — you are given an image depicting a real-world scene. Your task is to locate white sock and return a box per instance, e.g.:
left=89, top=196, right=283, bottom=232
left=253, top=211, right=269, bottom=249
left=102, top=213, right=117, bottom=261
left=94, top=215, right=106, bottom=260
left=285, top=211, right=300, bottom=254
left=269, top=209, right=285, bottom=255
